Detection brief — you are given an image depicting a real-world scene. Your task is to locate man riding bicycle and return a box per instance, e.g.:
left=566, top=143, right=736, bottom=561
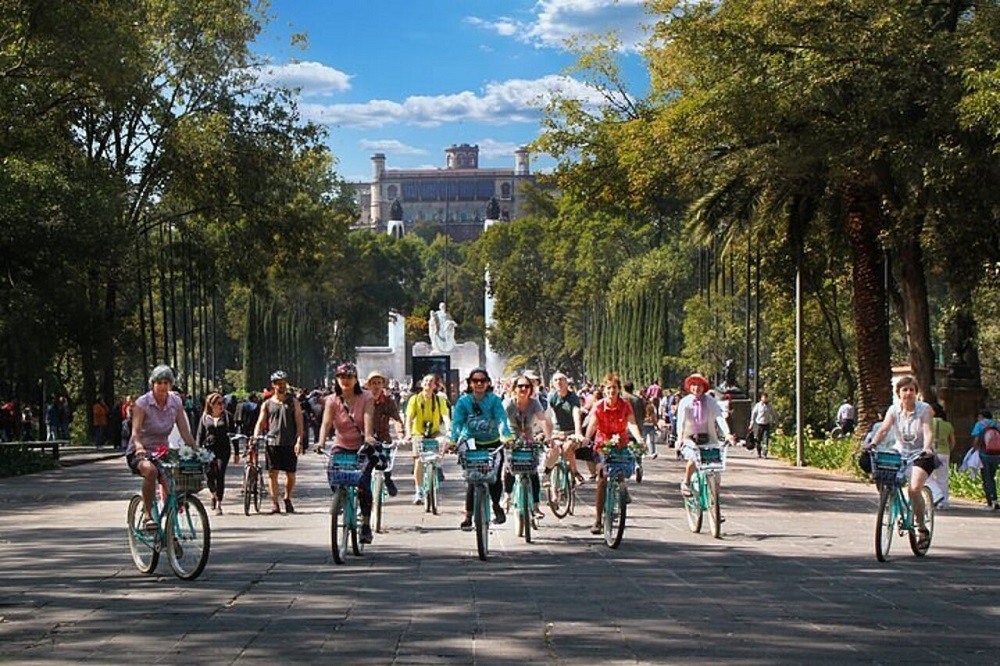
left=405, top=373, right=451, bottom=505
left=545, top=371, right=586, bottom=485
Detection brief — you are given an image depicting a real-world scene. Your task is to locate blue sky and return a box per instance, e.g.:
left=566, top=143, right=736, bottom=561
left=253, top=0, right=653, bottom=182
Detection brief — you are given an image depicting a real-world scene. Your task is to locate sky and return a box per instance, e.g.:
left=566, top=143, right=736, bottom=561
left=252, top=0, right=654, bottom=183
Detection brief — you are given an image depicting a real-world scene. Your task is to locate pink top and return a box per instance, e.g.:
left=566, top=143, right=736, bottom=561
left=127, top=391, right=183, bottom=454
left=327, top=390, right=373, bottom=450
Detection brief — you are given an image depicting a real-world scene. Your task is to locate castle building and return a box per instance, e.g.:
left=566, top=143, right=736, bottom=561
left=353, top=144, right=533, bottom=241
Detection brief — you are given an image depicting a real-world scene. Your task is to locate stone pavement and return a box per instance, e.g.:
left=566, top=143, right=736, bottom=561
left=1, top=446, right=998, bottom=665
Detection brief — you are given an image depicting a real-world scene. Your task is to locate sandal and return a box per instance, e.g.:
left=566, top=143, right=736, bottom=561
left=573, top=472, right=586, bottom=485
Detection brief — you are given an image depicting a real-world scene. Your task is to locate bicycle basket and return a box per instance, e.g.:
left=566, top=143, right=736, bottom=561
left=419, top=439, right=441, bottom=463
left=509, top=446, right=538, bottom=474
left=461, top=448, right=496, bottom=483
left=874, top=450, right=902, bottom=470
left=173, top=462, right=206, bottom=494
left=605, top=448, right=636, bottom=479
left=700, top=447, right=723, bottom=465
left=327, top=451, right=364, bottom=488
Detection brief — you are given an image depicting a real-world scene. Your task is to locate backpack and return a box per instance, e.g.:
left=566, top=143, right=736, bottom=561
left=983, top=424, right=1000, bottom=455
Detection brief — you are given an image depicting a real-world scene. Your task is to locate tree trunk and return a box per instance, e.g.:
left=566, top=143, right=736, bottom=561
left=842, top=179, right=893, bottom=435
left=898, top=228, right=936, bottom=401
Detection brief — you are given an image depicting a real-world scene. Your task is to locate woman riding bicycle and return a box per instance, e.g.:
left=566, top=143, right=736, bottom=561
left=125, top=365, right=197, bottom=531
left=318, top=362, right=378, bottom=544
left=504, top=374, right=553, bottom=521
left=676, top=373, right=735, bottom=497
left=584, top=372, right=644, bottom=535
left=862, top=375, right=936, bottom=549
left=451, top=367, right=511, bottom=531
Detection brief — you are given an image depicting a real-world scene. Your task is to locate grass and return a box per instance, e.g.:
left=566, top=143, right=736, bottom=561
left=768, top=427, right=989, bottom=503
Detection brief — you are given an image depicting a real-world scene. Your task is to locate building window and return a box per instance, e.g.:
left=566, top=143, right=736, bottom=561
left=387, top=184, right=397, bottom=200
left=500, top=182, right=512, bottom=199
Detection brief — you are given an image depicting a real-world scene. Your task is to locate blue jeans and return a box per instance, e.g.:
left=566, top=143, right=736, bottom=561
left=642, top=424, right=657, bottom=454
left=981, top=452, right=1000, bottom=504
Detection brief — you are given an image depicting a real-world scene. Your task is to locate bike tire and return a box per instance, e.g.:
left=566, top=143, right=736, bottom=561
left=252, top=465, right=262, bottom=513
left=519, top=479, right=532, bottom=543
left=684, top=475, right=703, bottom=533
left=126, top=494, right=159, bottom=574
left=167, top=494, right=210, bottom=580
left=474, top=484, right=489, bottom=560
left=604, top=480, right=626, bottom=548
left=331, top=489, right=348, bottom=564
left=875, top=487, right=895, bottom=562
left=372, top=474, right=385, bottom=534
left=707, top=474, right=722, bottom=539
left=549, top=465, right=571, bottom=519
left=908, top=486, right=935, bottom=557
left=243, top=466, right=253, bottom=516
left=425, top=468, right=438, bottom=515
left=351, top=490, right=365, bottom=556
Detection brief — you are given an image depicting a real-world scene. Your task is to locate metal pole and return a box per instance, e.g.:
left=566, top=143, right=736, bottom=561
left=796, top=254, right=804, bottom=467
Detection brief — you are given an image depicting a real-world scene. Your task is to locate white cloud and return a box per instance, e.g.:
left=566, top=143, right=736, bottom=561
left=300, top=75, right=608, bottom=129
left=467, top=0, right=650, bottom=52
left=475, top=139, right=523, bottom=160
left=257, top=61, right=352, bottom=96
left=359, top=139, right=428, bottom=156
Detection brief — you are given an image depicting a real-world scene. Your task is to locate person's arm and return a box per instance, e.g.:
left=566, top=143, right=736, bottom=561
left=921, top=409, right=935, bottom=455
left=254, top=402, right=268, bottom=436
left=363, top=397, right=375, bottom=444
left=293, top=400, right=304, bottom=455
left=571, top=405, right=584, bottom=439
left=131, top=405, right=147, bottom=456
left=195, top=414, right=207, bottom=448
left=439, top=396, right=452, bottom=441
left=536, top=406, right=553, bottom=442
left=493, top=396, right=512, bottom=441
left=626, top=407, right=643, bottom=444
left=318, top=398, right=334, bottom=448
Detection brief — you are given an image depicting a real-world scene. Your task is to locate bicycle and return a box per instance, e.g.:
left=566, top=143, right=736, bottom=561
left=240, top=434, right=272, bottom=515
left=869, top=448, right=935, bottom=562
left=547, top=433, right=578, bottom=519
left=681, top=440, right=727, bottom=538
left=508, top=440, right=542, bottom=543
left=601, top=446, right=636, bottom=548
left=326, top=448, right=369, bottom=564
left=371, top=440, right=400, bottom=533
left=126, top=449, right=211, bottom=580
left=418, top=437, right=445, bottom=515
left=460, top=444, right=502, bottom=561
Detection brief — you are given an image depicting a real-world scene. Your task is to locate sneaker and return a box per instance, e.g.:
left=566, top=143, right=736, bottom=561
left=984, top=501, right=996, bottom=511
left=214, top=506, right=223, bottom=516
left=385, top=476, right=398, bottom=497
left=532, top=506, right=546, bottom=520
left=412, top=491, right=424, bottom=505
left=590, top=522, right=602, bottom=535
left=993, top=502, right=1000, bottom=512
left=493, top=505, right=506, bottom=525
left=210, top=497, right=217, bottom=511
left=360, top=524, right=373, bottom=544
left=650, top=452, right=659, bottom=460
left=460, top=516, right=473, bottom=531
left=284, top=499, right=295, bottom=514
left=680, top=482, right=692, bottom=497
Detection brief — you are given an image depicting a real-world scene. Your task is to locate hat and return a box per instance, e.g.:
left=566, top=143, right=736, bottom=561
left=335, top=362, right=358, bottom=377
left=365, top=369, right=386, bottom=382
left=684, top=373, right=711, bottom=393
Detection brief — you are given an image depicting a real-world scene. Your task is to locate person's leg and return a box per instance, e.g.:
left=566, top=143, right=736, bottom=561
left=139, top=460, right=158, bottom=521
left=268, top=469, right=280, bottom=511
left=284, top=471, right=296, bottom=501
left=909, top=466, right=929, bottom=531
left=981, top=454, right=1000, bottom=506
left=593, top=475, right=606, bottom=531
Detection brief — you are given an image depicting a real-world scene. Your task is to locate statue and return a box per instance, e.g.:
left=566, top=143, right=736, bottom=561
left=716, top=358, right=745, bottom=396
left=428, top=302, right=457, bottom=353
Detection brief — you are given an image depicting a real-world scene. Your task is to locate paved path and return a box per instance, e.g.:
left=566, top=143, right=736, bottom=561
left=1, top=447, right=998, bottom=664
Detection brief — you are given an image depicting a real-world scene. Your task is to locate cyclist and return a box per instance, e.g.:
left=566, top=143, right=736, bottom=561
left=451, top=367, right=511, bottom=530
left=583, top=372, right=644, bottom=534
left=545, top=371, right=586, bottom=485
left=404, top=373, right=451, bottom=504
left=318, top=362, right=378, bottom=543
left=255, top=370, right=305, bottom=514
left=366, top=369, right=403, bottom=497
left=196, top=392, right=237, bottom=515
left=863, top=375, right=936, bottom=547
left=504, top=374, right=553, bottom=520
left=125, top=365, right=197, bottom=531
left=676, top=373, right=735, bottom=497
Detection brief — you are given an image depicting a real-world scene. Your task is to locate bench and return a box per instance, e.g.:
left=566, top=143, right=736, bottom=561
left=0, top=440, right=67, bottom=461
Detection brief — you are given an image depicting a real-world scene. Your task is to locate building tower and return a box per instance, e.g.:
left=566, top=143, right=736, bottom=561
left=514, top=147, right=530, bottom=176
left=370, top=153, right=386, bottom=225
left=445, top=144, right=479, bottom=170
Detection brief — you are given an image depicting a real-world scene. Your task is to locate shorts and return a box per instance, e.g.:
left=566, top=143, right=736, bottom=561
left=126, top=452, right=143, bottom=475
left=574, top=445, right=594, bottom=461
left=266, top=444, right=298, bottom=473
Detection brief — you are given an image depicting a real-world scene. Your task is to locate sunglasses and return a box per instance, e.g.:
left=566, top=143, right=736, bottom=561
left=516, top=384, right=532, bottom=389
left=470, top=377, right=488, bottom=384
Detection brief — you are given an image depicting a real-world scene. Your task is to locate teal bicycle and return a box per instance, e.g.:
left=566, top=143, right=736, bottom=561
left=126, top=451, right=212, bottom=580
left=602, top=447, right=636, bottom=548
left=547, top=433, right=578, bottom=519
left=419, top=437, right=444, bottom=515
left=460, top=445, right=502, bottom=560
left=371, top=440, right=399, bottom=534
left=869, top=448, right=935, bottom=562
left=508, top=440, right=543, bottom=543
left=682, top=441, right=726, bottom=538
left=327, top=449, right=368, bottom=565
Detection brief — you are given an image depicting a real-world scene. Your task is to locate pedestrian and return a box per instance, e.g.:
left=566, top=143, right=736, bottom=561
left=57, top=396, right=72, bottom=440
left=92, top=395, right=109, bottom=449
left=971, top=409, right=1000, bottom=511
left=256, top=371, right=304, bottom=514
left=365, top=370, right=402, bottom=496
left=927, top=402, right=955, bottom=509
left=749, top=392, right=777, bottom=458
left=837, top=399, right=856, bottom=435
left=0, top=398, right=15, bottom=441
left=197, top=393, right=237, bottom=515
left=45, top=398, right=59, bottom=441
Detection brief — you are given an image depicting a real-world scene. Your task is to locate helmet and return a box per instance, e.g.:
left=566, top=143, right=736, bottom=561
left=148, top=365, right=175, bottom=387
left=335, top=362, right=358, bottom=378
left=270, top=370, right=288, bottom=383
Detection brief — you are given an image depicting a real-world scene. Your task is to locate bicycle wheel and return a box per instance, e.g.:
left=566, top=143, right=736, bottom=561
left=684, top=474, right=703, bottom=533
left=167, top=494, right=210, bottom=580
left=330, top=489, right=348, bottom=564
left=908, top=486, right=935, bottom=556
left=351, top=490, right=365, bottom=556
left=707, top=473, right=722, bottom=539
left=243, top=466, right=254, bottom=516
left=474, top=484, right=489, bottom=561
left=425, top=466, right=438, bottom=515
left=126, top=494, right=159, bottom=574
left=549, top=464, right=571, bottom=518
left=603, top=480, right=626, bottom=548
left=518, top=478, right=532, bottom=543
left=372, top=473, right=385, bottom=533
left=252, top=465, right=262, bottom=513
left=875, top=487, right=896, bottom=562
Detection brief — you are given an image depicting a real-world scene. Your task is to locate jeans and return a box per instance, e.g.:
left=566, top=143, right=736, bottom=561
left=981, top=452, right=1000, bottom=504
left=753, top=423, right=771, bottom=455
left=642, top=424, right=657, bottom=454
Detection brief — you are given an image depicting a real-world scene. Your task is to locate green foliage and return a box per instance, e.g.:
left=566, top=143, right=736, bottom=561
left=0, top=447, right=60, bottom=479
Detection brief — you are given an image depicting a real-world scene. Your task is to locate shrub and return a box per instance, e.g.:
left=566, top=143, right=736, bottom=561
left=0, top=446, right=60, bottom=478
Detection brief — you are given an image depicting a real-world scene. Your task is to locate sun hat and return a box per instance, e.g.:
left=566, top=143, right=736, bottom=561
left=684, top=373, right=711, bottom=393
left=366, top=369, right=386, bottom=382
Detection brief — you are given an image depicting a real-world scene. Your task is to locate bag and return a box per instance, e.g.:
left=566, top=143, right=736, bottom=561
left=983, top=425, right=1000, bottom=455
left=744, top=430, right=756, bottom=451
left=959, top=447, right=982, bottom=476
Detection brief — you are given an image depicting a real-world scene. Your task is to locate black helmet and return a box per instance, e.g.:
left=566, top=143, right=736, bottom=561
left=270, top=370, right=288, bottom=383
